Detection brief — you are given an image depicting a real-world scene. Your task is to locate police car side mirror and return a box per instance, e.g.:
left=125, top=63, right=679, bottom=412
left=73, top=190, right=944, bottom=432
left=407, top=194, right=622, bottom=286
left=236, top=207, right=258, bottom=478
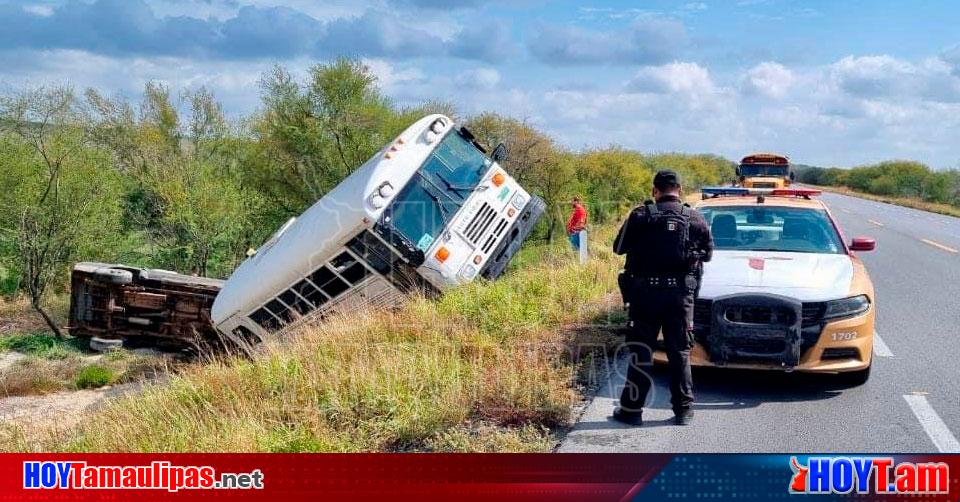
left=849, top=237, right=876, bottom=252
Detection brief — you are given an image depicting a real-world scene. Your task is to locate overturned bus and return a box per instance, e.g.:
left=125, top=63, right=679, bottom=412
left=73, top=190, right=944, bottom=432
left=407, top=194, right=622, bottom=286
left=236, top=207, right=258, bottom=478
left=69, top=114, right=545, bottom=350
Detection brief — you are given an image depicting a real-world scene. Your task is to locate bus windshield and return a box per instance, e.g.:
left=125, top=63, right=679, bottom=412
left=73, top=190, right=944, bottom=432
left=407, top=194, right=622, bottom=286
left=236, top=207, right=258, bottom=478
left=382, top=131, right=492, bottom=251
left=739, top=164, right=789, bottom=177
left=699, top=206, right=844, bottom=254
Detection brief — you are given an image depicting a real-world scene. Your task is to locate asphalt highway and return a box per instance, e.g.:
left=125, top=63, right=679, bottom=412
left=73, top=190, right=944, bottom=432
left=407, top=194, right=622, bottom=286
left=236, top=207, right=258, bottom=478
left=559, top=190, right=960, bottom=453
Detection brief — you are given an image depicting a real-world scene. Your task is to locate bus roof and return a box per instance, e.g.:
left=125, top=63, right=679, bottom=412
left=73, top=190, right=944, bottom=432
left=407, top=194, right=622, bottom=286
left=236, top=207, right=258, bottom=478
left=210, top=114, right=452, bottom=327
left=740, top=153, right=790, bottom=165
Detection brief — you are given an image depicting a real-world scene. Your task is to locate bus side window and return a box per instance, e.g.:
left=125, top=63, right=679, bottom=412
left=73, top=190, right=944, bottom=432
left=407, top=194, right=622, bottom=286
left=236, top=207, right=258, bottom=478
left=265, top=299, right=294, bottom=323
left=347, top=232, right=393, bottom=275
left=251, top=307, right=282, bottom=331
left=311, top=265, right=349, bottom=299
left=294, top=279, right=327, bottom=308
left=331, top=252, right=370, bottom=284
left=278, top=289, right=311, bottom=316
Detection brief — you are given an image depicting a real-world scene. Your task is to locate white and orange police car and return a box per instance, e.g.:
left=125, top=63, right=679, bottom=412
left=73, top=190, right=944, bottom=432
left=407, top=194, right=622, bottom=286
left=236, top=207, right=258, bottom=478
left=654, top=187, right=877, bottom=384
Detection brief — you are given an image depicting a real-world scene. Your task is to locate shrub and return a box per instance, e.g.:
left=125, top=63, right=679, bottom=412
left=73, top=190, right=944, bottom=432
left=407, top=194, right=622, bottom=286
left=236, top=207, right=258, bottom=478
left=74, top=365, right=115, bottom=389
left=0, top=333, right=86, bottom=359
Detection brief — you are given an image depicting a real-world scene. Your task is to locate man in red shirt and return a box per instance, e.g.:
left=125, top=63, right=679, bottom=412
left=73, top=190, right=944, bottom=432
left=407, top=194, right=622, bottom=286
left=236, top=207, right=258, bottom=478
left=567, top=197, right=588, bottom=252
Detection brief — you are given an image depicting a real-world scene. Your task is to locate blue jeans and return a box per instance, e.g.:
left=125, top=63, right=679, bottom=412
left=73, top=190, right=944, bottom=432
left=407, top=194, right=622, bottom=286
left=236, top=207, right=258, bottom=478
left=568, top=232, right=580, bottom=251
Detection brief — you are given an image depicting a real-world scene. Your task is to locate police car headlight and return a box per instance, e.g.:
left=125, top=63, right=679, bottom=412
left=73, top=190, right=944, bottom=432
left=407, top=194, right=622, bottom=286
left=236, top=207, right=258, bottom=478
left=510, top=192, right=527, bottom=210
left=823, top=295, right=870, bottom=320
left=459, top=263, right=478, bottom=279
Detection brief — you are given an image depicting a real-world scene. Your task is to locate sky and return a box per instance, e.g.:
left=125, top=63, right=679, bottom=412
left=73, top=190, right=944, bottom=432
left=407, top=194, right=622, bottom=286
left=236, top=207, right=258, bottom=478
left=2, top=0, right=960, bottom=168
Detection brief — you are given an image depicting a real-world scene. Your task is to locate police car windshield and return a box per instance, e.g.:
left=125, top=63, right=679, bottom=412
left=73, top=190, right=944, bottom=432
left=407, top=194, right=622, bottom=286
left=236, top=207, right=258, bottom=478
left=700, top=206, right=844, bottom=254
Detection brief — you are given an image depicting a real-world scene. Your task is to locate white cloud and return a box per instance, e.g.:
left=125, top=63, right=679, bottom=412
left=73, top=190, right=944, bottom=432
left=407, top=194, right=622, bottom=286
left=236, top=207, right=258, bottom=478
left=527, top=17, right=687, bottom=66
left=361, top=59, right=425, bottom=92
left=22, top=4, right=53, bottom=17
left=628, top=62, right=719, bottom=97
left=827, top=55, right=916, bottom=98
left=454, top=68, right=501, bottom=90
left=742, top=62, right=795, bottom=99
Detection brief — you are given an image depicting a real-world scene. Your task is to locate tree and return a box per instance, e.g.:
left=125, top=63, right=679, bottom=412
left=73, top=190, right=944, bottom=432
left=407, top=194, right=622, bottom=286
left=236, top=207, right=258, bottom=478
left=246, top=59, right=401, bottom=222
left=464, top=113, right=555, bottom=187
left=576, top=148, right=650, bottom=224
left=86, top=84, right=257, bottom=277
left=0, top=86, right=123, bottom=337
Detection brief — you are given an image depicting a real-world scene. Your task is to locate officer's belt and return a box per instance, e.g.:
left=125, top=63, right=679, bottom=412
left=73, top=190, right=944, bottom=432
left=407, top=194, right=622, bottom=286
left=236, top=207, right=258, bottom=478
left=622, top=273, right=687, bottom=288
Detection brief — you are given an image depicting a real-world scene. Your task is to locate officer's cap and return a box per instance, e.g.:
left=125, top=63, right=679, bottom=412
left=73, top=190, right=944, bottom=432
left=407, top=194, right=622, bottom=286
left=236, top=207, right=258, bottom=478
left=654, top=169, right=681, bottom=188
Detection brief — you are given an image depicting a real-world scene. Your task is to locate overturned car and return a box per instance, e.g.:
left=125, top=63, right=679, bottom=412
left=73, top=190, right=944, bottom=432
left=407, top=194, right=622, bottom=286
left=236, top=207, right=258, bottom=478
left=67, top=262, right=226, bottom=351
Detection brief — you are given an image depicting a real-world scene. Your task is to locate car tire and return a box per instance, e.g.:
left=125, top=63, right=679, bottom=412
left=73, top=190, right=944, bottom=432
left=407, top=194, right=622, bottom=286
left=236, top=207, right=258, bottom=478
left=839, top=363, right=871, bottom=386
left=90, top=336, right=124, bottom=352
left=93, top=267, right=134, bottom=285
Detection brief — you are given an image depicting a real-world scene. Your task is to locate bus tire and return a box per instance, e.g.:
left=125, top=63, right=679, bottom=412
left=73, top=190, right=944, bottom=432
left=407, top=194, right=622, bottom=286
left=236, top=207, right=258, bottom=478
left=93, top=267, right=134, bottom=286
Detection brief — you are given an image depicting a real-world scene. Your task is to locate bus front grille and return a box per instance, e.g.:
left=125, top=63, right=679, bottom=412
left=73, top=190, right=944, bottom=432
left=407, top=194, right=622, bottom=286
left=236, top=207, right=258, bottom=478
left=464, top=202, right=497, bottom=244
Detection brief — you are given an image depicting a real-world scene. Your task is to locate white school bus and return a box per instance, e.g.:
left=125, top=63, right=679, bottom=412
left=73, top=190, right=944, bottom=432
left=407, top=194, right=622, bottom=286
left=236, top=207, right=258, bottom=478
left=211, top=114, right=545, bottom=340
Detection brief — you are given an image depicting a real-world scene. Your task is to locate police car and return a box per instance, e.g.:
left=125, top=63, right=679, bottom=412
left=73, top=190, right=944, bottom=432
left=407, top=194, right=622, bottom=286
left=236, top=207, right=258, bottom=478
left=653, top=187, right=877, bottom=384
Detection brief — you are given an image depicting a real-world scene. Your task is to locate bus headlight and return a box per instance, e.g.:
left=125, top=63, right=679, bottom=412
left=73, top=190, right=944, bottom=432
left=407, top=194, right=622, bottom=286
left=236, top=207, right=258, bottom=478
left=823, top=295, right=870, bottom=320
left=510, top=192, right=527, bottom=209
left=378, top=182, right=395, bottom=198
left=459, top=263, right=478, bottom=279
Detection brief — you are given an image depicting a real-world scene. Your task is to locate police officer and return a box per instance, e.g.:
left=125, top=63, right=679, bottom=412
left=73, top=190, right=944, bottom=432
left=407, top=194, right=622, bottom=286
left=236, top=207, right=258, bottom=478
left=612, top=170, right=713, bottom=426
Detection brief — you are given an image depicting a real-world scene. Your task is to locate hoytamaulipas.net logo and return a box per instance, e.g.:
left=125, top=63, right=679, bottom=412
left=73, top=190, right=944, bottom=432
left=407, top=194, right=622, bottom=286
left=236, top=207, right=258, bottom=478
left=24, top=461, right=264, bottom=492
left=789, top=456, right=948, bottom=495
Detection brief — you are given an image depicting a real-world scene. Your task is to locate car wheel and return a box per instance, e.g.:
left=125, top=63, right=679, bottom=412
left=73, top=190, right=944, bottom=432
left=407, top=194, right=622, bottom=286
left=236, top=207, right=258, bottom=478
left=839, top=363, right=871, bottom=386
left=90, top=336, right=124, bottom=352
left=93, top=267, right=133, bottom=285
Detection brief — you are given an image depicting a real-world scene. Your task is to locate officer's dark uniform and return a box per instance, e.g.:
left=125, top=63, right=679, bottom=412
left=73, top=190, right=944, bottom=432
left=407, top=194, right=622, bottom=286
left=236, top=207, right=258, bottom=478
left=612, top=170, right=713, bottom=425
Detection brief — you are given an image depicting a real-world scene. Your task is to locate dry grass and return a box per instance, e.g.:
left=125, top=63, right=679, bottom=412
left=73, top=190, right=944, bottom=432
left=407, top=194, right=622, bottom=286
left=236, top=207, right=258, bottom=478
left=813, top=184, right=960, bottom=218
left=5, top=229, right=625, bottom=452
left=0, top=346, right=174, bottom=397
left=0, top=297, right=49, bottom=335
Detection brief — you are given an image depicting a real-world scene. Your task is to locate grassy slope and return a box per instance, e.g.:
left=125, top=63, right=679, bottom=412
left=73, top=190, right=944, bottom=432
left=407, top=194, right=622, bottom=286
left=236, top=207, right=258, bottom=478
left=2, top=227, right=625, bottom=452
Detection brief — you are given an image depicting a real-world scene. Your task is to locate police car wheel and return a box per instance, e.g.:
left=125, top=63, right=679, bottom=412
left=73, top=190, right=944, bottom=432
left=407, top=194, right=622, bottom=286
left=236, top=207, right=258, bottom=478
left=838, top=363, right=871, bottom=386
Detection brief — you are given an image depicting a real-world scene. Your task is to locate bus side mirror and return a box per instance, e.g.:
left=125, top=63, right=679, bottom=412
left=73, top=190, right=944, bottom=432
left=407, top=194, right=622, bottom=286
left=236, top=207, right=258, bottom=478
left=491, top=143, right=507, bottom=163
left=850, top=237, right=876, bottom=252
left=735, top=166, right=741, bottom=176
left=790, top=171, right=796, bottom=181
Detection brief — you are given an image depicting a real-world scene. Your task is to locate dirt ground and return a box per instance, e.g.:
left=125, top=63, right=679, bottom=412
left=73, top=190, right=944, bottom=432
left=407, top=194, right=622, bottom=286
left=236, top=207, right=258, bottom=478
left=0, top=298, right=50, bottom=335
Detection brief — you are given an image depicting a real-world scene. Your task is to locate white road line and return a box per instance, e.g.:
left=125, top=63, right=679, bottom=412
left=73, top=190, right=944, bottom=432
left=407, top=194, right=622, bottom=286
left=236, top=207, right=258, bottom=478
left=921, top=238, right=959, bottom=254
left=873, top=332, right=893, bottom=357
left=868, top=219, right=884, bottom=227
left=903, top=394, right=960, bottom=453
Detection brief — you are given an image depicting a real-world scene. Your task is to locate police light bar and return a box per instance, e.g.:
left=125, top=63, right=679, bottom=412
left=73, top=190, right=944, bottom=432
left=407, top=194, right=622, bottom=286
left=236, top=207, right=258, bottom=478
left=701, top=187, right=821, bottom=198
left=772, top=188, right=821, bottom=197
left=701, top=187, right=749, bottom=196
